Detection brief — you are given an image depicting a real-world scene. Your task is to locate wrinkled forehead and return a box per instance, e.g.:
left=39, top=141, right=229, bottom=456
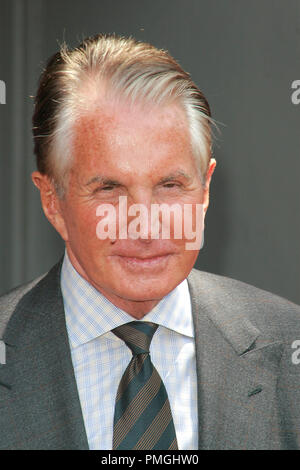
left=70, top=99, right=194, bottom=172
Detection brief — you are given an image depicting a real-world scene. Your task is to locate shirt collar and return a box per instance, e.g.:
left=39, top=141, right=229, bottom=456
left=61, top=250, right=194, bottom=349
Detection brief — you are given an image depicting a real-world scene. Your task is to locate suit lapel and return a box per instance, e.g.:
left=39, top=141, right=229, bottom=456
left=0, top=259, right=89, bottom=449
left=187, top=269, right=283, bottom=449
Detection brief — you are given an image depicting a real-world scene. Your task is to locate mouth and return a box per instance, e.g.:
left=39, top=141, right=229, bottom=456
left=112, top=253, right=173, bottom=271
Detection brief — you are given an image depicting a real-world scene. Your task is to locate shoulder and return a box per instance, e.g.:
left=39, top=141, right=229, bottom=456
left=0, top=257, right=64, bottom=338
left=0, top=275, right=47, bottom=337
left=188, top=268, right=300, bottom=341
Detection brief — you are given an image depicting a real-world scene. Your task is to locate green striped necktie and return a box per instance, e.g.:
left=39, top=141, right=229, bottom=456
left=112, top=321, right=178, bottom=450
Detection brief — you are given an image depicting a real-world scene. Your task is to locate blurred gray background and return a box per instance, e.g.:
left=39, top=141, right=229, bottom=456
left=0, top=0, right=299, bottom=303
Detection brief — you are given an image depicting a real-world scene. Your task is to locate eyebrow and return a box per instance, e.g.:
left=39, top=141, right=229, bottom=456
left=157, top=171, right=192, bottom=184
left=85, top=176, right=120, bottom=186
left=85, top=170, right=192, bottom=187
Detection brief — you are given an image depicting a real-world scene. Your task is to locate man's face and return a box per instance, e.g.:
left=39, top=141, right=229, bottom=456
left=35, top=100, right=215, bottom=316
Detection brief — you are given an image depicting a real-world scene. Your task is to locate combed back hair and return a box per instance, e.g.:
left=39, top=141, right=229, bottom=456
left=32, top=33, right=213, bottom=197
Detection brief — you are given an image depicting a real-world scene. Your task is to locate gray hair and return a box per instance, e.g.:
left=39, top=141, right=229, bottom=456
left=32, top=33, right=214, bottom=197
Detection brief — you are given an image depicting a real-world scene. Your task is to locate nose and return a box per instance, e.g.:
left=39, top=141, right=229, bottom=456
left=126, top=189, right=158, bottom=241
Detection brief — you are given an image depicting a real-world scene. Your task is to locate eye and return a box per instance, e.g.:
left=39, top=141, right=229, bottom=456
left=162, top=182, right=180, bottom=189
left=95, top=184, right=119, bottom=192
left=92, top=185, right=117, bottom=196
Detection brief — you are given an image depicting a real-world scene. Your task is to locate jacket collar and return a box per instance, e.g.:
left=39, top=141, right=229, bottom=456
left=187, top=268, right=260, bottom=355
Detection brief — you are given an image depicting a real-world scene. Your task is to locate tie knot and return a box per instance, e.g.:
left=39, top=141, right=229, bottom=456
left=112, top=321, right=158, bottom=355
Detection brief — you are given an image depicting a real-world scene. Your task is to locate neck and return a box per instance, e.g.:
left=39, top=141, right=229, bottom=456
left=65, top=249, right=161, bottom=319
left=90, top=290, right=160, bottom=319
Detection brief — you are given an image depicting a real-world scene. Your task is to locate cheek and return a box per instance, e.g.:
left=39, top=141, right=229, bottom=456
left=184, top=202, right=204, bottom=232
left=167, top=202, right=204, bottom=239
left=64, top=203, right=100, bottom=246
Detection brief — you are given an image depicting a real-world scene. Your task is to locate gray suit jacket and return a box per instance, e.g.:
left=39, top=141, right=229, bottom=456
left=1, top=259, right=300, bottom=449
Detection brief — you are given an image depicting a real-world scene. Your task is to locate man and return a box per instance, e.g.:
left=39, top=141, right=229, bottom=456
left=1, top=33, right=300, bottom=450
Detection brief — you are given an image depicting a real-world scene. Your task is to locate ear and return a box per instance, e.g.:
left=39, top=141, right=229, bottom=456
left=202, top=158, right=216, bottom=215
left=31, top=171, right=69, bottom=241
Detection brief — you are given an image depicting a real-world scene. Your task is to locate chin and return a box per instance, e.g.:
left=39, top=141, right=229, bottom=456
left=121, top=288, right=168, bottom=303
left=111, top=273, right=183, bottom=303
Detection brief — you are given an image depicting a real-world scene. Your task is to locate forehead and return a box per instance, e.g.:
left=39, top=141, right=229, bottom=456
left=71, top=100, right=196, bottom=179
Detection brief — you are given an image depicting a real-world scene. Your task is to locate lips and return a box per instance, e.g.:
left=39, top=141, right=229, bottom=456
left=113, top=252, right=173, bottom=259
left=108, top=239, right=179, bottom=271
left=110, top=239, right=179, bottom=258
left=112, top=253, right=173, bottom=272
